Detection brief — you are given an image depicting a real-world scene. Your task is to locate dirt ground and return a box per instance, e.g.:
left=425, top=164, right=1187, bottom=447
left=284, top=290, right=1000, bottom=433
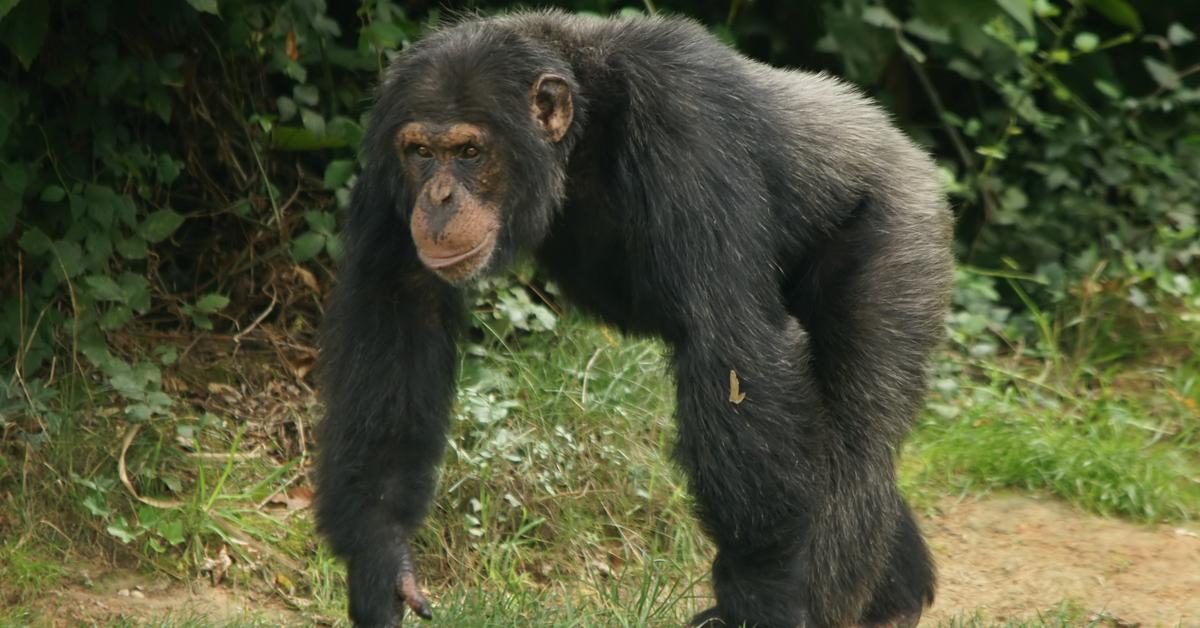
left=923, top=496, right=1200, bottom=626
left=25, top=495, right=1200, bottom=627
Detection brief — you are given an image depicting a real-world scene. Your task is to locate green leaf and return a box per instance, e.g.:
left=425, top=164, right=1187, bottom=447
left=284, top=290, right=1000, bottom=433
left=86, top=230, right=113, bottom=264
left=1032, top=0, right=1059, bottom=17
left=117, top=236, right=148, bottom=260
left=52, top=240, right=84, bottom=278
left=156, top=154, right=181, bottom=185
left=284, top=61, right=307, bottom=83
left=904, top=19, right=951, bottom=44
left=160, top=473, right=182, bottom=493
left=300, top=108, right=325, bottom=136
left=157, top=518, right=185, bottom=546
left=0, top=0, right=50, bottom=69
left=18, top=226, right=51, bottom=255
left=269, top=125, right=350, bottom=150
left=156, top=346, right=179, bottom=366
left=140, top=209, right=185, bottom=243
left=106, top=521, right=139, bottom=543
left=82, top=495, right=112, bottom=518
left=0, top=184, right=18, bottom=237
left=327, top=116, right=365, bottom=147
left=190, top=314, right=213, bottom=331
left=325, top=235, right=343, bottom=262
left=291, top=232, right=325, bottom=262
left=185, top=0, right=219, bottom=16
left=85, top=275, right=125, bottom=302
left=114, top=196, right=137, bottom=227
left=1167, top=23, right=1196, bottom=46
left=323, top=160, right=355, bottom=189
left=1093, top=80, right=1121, bottom=99
left=0, top=83, right=21, bottom=146
left=120, top=272, right=152, bottom=312
left=995, top=0, right=1034, bottom=34
left=40, top=185, right=66, bottom=202
left=126, top=403, right=154, bottom=421
left=276, top=96, right=297, bottom=121
left=861, top=6, right=900, bottom=29
left=1073, top=32, right=1099, bottom=53
left=313, top=14, right=341, bottom=37
left=0, top=0, right=20, bottom=21
left=1083, top=0, right=1141, bottom=32
left=366, top=21, right=408, bottom=50
left=146, top=87, right=171, bottom=123
left=1143, top=58, right=1179, bottom=89
left=305, top=210, right=336, bottom=233
left=100, top=305, right=133, bottom=330
left=85, top=184, right=117, bottom=227
left=194, top=293, right=229, bottom=313
left=293, top=84, right=319, bottom=107
left=897, top=36, right=927, bottom=63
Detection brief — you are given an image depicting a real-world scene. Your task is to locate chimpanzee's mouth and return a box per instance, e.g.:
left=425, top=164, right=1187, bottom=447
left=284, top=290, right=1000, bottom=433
left=418, top=238, right=491, bottom=269
left=417, top=231, right=498, bottom=281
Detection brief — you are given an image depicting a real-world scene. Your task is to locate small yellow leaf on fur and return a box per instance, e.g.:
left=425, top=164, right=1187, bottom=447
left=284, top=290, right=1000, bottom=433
left=729, top=370, right=746, bottom=404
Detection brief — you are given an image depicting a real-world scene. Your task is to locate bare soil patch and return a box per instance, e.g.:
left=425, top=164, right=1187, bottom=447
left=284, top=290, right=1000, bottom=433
left=26, top=570, right=307, bottom=627
left=923, top=495, right=1200, bottom=626
left=21, top=495, right=1200, bottom=626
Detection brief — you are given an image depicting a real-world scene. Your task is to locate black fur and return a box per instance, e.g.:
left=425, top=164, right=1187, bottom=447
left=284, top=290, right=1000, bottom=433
left=317, top=11, right=952, bottom=628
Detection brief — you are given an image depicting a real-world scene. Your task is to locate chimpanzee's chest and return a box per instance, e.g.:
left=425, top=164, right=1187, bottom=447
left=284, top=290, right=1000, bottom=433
left=536, top=196, right=685, bottom=342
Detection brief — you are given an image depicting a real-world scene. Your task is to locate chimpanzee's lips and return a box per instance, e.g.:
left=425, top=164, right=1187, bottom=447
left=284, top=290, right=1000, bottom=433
left=417, top=237, right=492, bottom=270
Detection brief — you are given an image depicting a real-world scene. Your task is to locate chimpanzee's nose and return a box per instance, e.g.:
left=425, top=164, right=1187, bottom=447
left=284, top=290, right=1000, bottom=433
left=430, top=177, right=454, bottom=206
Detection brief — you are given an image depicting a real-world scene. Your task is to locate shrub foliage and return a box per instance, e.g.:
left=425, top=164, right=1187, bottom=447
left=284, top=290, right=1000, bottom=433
left=1, top=0, right=1197, bottom=422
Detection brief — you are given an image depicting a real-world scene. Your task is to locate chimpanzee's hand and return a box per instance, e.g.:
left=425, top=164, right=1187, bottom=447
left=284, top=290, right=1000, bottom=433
left=395, top=539, right=433, bottom=623
left=347, top=535, right=432, bottom=627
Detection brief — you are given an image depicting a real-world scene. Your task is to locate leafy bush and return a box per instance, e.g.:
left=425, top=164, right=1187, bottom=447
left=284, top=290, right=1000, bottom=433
left=814, top=2, right=1199, bottom=314
left=0, top=0, right=424, bottom=423
left=1, top=0, right=1198, bottom=426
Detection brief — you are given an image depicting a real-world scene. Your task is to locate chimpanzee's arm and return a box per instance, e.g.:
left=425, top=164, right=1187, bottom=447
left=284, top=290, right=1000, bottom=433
left=315, top=175, right=463, bottom=627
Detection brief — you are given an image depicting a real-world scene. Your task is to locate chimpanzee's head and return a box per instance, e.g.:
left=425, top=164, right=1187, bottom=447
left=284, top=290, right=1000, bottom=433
left=367, top=23, right=582, bottom=283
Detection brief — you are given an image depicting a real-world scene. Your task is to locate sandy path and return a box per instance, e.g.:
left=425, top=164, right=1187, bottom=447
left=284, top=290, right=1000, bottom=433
left=923, top=496, right=1200, bottom=626
left=27, top=496, right=1200, bottom=626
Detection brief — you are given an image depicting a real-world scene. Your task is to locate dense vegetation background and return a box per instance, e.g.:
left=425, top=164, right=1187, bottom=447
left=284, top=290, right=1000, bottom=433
left=1, top=0, right=1198, bottom=625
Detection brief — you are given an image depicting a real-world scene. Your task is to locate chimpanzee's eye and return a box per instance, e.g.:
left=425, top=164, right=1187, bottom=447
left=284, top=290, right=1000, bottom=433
left=414, top=145, right=433, bottom=158
left=461, top=145, right=480, bottom=159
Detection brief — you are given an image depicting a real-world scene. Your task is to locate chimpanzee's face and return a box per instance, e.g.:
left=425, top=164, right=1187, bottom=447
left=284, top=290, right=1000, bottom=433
left=398, top=74, right=574, bottom=283
left=397, top=121, right=504, bottom=283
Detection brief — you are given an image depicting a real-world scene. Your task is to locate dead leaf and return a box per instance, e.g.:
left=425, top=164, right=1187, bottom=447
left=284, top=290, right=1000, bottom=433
left=120, top=425, right=183, bottom=509
left=295, top=265, right=320, bottom=293
left=201, top=545, right=232, bottom=586
left=286, top=30, right=299, bottom=62
left=728, top=370, right=746, bottom=404
left=287, top=485, right=314, bottom=508
left=267, top=485, right=314, bottom=511
left=275, top=572, right=295, bottom=593
left=206, top=382, right=241, bottom=402
left=292, top=357, right=315, bottom=381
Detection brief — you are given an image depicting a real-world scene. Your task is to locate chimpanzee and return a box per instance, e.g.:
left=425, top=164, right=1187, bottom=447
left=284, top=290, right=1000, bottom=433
left=315, top=10, right=953, bottom=628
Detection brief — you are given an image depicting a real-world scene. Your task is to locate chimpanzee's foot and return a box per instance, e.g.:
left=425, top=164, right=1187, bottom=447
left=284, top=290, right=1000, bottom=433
left=688, top=607, right=725, bottom=626
left=690, top=606, right=921, bottom=628
left=855, top=608, right=921, bottom=628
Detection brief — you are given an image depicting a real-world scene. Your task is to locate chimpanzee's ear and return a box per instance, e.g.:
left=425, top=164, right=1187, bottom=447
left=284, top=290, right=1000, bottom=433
left=530, top=74, right=573, bottom=142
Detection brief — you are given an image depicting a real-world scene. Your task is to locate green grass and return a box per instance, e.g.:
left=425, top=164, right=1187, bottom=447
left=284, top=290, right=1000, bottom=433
left=904, top=363, right=1200, bottom=521
left=2, top=296, right=1198, bottom=625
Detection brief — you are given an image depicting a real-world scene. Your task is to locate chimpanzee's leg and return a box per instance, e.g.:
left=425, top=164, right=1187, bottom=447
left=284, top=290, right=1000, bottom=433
left=679, top=207, right=948, bottom=626
left=673, top=308, right=901, bottom=628
left=784, top=197, right=951, bottom=626
left=859, top=501, right=935, bottom=627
